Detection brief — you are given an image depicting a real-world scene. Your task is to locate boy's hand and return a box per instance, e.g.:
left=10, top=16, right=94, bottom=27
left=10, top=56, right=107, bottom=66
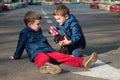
left=58, top=41, right=64, bottom=46
left=9, top=56, right=14, bottom=60
left=58, top=36, right=72, bottom=46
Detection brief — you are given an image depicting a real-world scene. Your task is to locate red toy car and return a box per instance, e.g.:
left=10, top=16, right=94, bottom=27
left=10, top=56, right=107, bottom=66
left=48, top=26, right=68, bottom=43
left=110, top=4, right=120, bottom=12
left=90, top=1, right=100, bottom=9
left=48, top=26, right=59, bottom=37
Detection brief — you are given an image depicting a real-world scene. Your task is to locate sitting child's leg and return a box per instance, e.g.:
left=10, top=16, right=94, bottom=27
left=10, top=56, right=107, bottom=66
left=34, top=52, right=61, bottom=74
left=82, top=52, right=98, bottom=69
left=47, top=52, right=98, bottom=69
left=39, top=63, right=61, bottom=74
left=63, top=52, right=98, bottom=69
left=34, top=52, right=50, bottom=68
left=46, top=52, right=84, bottom=67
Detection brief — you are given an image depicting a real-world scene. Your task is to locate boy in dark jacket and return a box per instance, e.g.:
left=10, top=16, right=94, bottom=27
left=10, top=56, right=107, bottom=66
left=53, top=5, right=86, bottom=57
left=9, top=11, right=98, bottom=74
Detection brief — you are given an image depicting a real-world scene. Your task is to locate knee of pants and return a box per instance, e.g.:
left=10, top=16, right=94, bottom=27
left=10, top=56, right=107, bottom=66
left=72, top=48, right=83, bottom=57
left=34, top=53, right=50, bottom=67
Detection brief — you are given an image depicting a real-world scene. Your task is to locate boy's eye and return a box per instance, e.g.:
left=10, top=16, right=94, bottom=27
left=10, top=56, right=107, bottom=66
left=37, top=23, right=40, bottom=25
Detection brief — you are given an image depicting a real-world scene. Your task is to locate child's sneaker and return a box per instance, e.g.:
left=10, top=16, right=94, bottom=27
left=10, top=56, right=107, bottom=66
left=83, top=52, right=98, bottom=70
left=47, top=65, right=61, bottom=74
left=39, top=63, right=61, bottom=74
left=39, top=66, right=49, bottom=74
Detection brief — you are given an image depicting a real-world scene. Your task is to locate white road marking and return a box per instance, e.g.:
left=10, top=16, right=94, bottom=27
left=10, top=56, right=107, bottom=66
left=47, top=20, right=53, bottom=23
left=44, top=16, right=49, bottom=18
left=41, top=8, right=47, bottom=15
left=72, top=60, right=120, bottom=80
left=41, top=8, right=52, bottom=24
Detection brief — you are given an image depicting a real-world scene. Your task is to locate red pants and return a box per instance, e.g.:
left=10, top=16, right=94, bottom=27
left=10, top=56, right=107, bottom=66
left=34, top=52, right=84, bottom=68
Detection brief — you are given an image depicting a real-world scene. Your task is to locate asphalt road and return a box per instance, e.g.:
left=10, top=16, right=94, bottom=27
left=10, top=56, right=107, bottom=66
left=0, top=3, right=120, bottom=80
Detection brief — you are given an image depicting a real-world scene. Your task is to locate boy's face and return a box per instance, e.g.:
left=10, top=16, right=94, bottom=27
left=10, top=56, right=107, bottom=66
left=28, top=19, right=41, bottom=31
left=54, top=15, right=68, bottom=25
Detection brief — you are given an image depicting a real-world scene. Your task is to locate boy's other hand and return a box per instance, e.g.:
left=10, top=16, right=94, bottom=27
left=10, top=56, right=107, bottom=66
left=9, top=56, right=14, bottom=60
left=58, top=36, right=72, bottom=46
left=58, top=41, right=64, bottom=46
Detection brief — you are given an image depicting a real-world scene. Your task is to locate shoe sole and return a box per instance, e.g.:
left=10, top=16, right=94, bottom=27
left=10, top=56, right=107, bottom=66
left=39, top=65, right=61, bottom=74
left=84, top=52, right=98, bottom=70
left=48, top=65, right=61, bottom=74
left=39, top=66, right=49, bottom=74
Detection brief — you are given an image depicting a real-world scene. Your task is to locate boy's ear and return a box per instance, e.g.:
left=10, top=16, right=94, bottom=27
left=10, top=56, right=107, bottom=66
left=65, top=14, right=69, bottom=19
left=27, top=22, right=32, bottom=27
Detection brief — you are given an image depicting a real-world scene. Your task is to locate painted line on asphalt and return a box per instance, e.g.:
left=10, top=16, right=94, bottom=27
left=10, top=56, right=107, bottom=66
left=72, top=60, right=120, bottom=80
left=41, top=8, right=52, bottom=24
left=44, top=16, right=49, bottom=18
left=47, top=20, right=53, bottom=23
left=41, top=8, right=47, bottom=15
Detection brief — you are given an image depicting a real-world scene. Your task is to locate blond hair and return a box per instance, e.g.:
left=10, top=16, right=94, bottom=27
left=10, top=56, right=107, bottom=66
left=53, top=4, right=70, bottom=16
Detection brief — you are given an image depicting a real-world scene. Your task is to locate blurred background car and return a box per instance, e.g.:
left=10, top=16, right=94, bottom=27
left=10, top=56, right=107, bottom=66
left=90, top=1, right=100, bottom=9
left=0, top=3, right=3, bottom=11
left=29, top=1, right=41, bottom=5
left=54, top=1, right=62, bottom=5
left=110, top=4, right=120, bottom=12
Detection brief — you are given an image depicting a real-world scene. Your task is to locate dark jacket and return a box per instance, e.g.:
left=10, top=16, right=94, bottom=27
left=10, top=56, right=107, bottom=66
left=56, top=14, right=86, bottom=49
left=13, top=27, right=55, bottom=62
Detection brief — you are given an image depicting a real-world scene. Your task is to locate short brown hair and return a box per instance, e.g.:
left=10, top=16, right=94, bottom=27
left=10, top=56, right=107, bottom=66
left=53, top=4, right=70, bottom=16
left=24, top=11, right=42, bottom=26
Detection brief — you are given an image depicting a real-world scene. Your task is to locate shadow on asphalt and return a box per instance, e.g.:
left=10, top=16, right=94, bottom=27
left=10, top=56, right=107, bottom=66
left=84, top=45, right=119, bottom=55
